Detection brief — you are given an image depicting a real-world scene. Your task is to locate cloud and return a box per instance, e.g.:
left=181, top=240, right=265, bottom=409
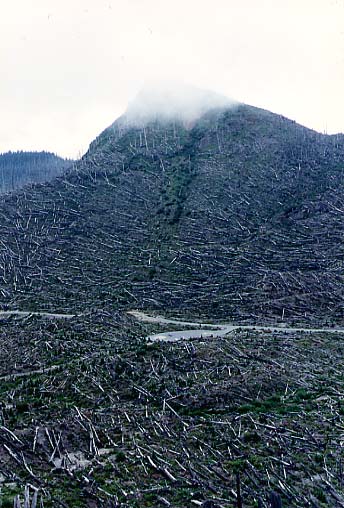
left=123, top=81, right=237, bottom=126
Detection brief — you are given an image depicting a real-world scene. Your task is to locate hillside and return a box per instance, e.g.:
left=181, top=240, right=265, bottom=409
left=0, top=103, right=343, bottom=324
left=1, top=96, right=344, bottom=507
left=0, top=151, right=71, bottom=193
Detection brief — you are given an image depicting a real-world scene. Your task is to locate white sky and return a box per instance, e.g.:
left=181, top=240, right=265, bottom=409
left=0, top=0, right=343, bottom=158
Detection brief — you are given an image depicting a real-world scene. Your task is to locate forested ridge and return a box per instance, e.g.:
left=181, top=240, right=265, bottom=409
left=0, top=150, right=71, bottom=193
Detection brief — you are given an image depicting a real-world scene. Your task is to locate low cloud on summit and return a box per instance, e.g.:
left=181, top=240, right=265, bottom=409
left=124, top=81, right=237, bottom=125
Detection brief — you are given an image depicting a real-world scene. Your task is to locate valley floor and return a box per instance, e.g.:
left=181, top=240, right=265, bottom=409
left=0, top=309, right=343, bottom=507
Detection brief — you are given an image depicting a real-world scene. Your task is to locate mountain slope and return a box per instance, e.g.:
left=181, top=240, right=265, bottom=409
left=1, top=98, right=344, bottom=506
left=0, top=103, right=343, bottom=324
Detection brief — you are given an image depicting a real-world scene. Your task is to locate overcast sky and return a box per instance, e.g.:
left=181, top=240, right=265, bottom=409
left=1, top=0, right=343, bottom=158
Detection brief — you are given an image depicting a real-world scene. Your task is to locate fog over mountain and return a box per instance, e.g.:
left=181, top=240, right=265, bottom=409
left=124, top=82, right=237, bottom=126
left=2, top=1, right=343, bottom=158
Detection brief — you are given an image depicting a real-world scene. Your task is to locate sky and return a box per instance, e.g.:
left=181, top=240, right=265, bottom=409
left=0, top=0, right=343, bottom=158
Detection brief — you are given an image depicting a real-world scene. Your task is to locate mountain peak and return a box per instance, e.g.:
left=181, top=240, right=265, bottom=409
left=123, top=81, right=237, bottom=125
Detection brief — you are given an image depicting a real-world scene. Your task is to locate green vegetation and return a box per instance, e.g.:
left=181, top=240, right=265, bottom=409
left=0, top=150, right=71, bottom=193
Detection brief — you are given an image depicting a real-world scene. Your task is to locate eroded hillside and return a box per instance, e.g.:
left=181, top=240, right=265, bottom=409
left=0, top=105, right=343, bottom=324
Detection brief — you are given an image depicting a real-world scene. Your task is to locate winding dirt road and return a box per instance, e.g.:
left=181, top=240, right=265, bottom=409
left=128, top=310, right=344, bottom=342
left=0, top=311, right=76, bottom=319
